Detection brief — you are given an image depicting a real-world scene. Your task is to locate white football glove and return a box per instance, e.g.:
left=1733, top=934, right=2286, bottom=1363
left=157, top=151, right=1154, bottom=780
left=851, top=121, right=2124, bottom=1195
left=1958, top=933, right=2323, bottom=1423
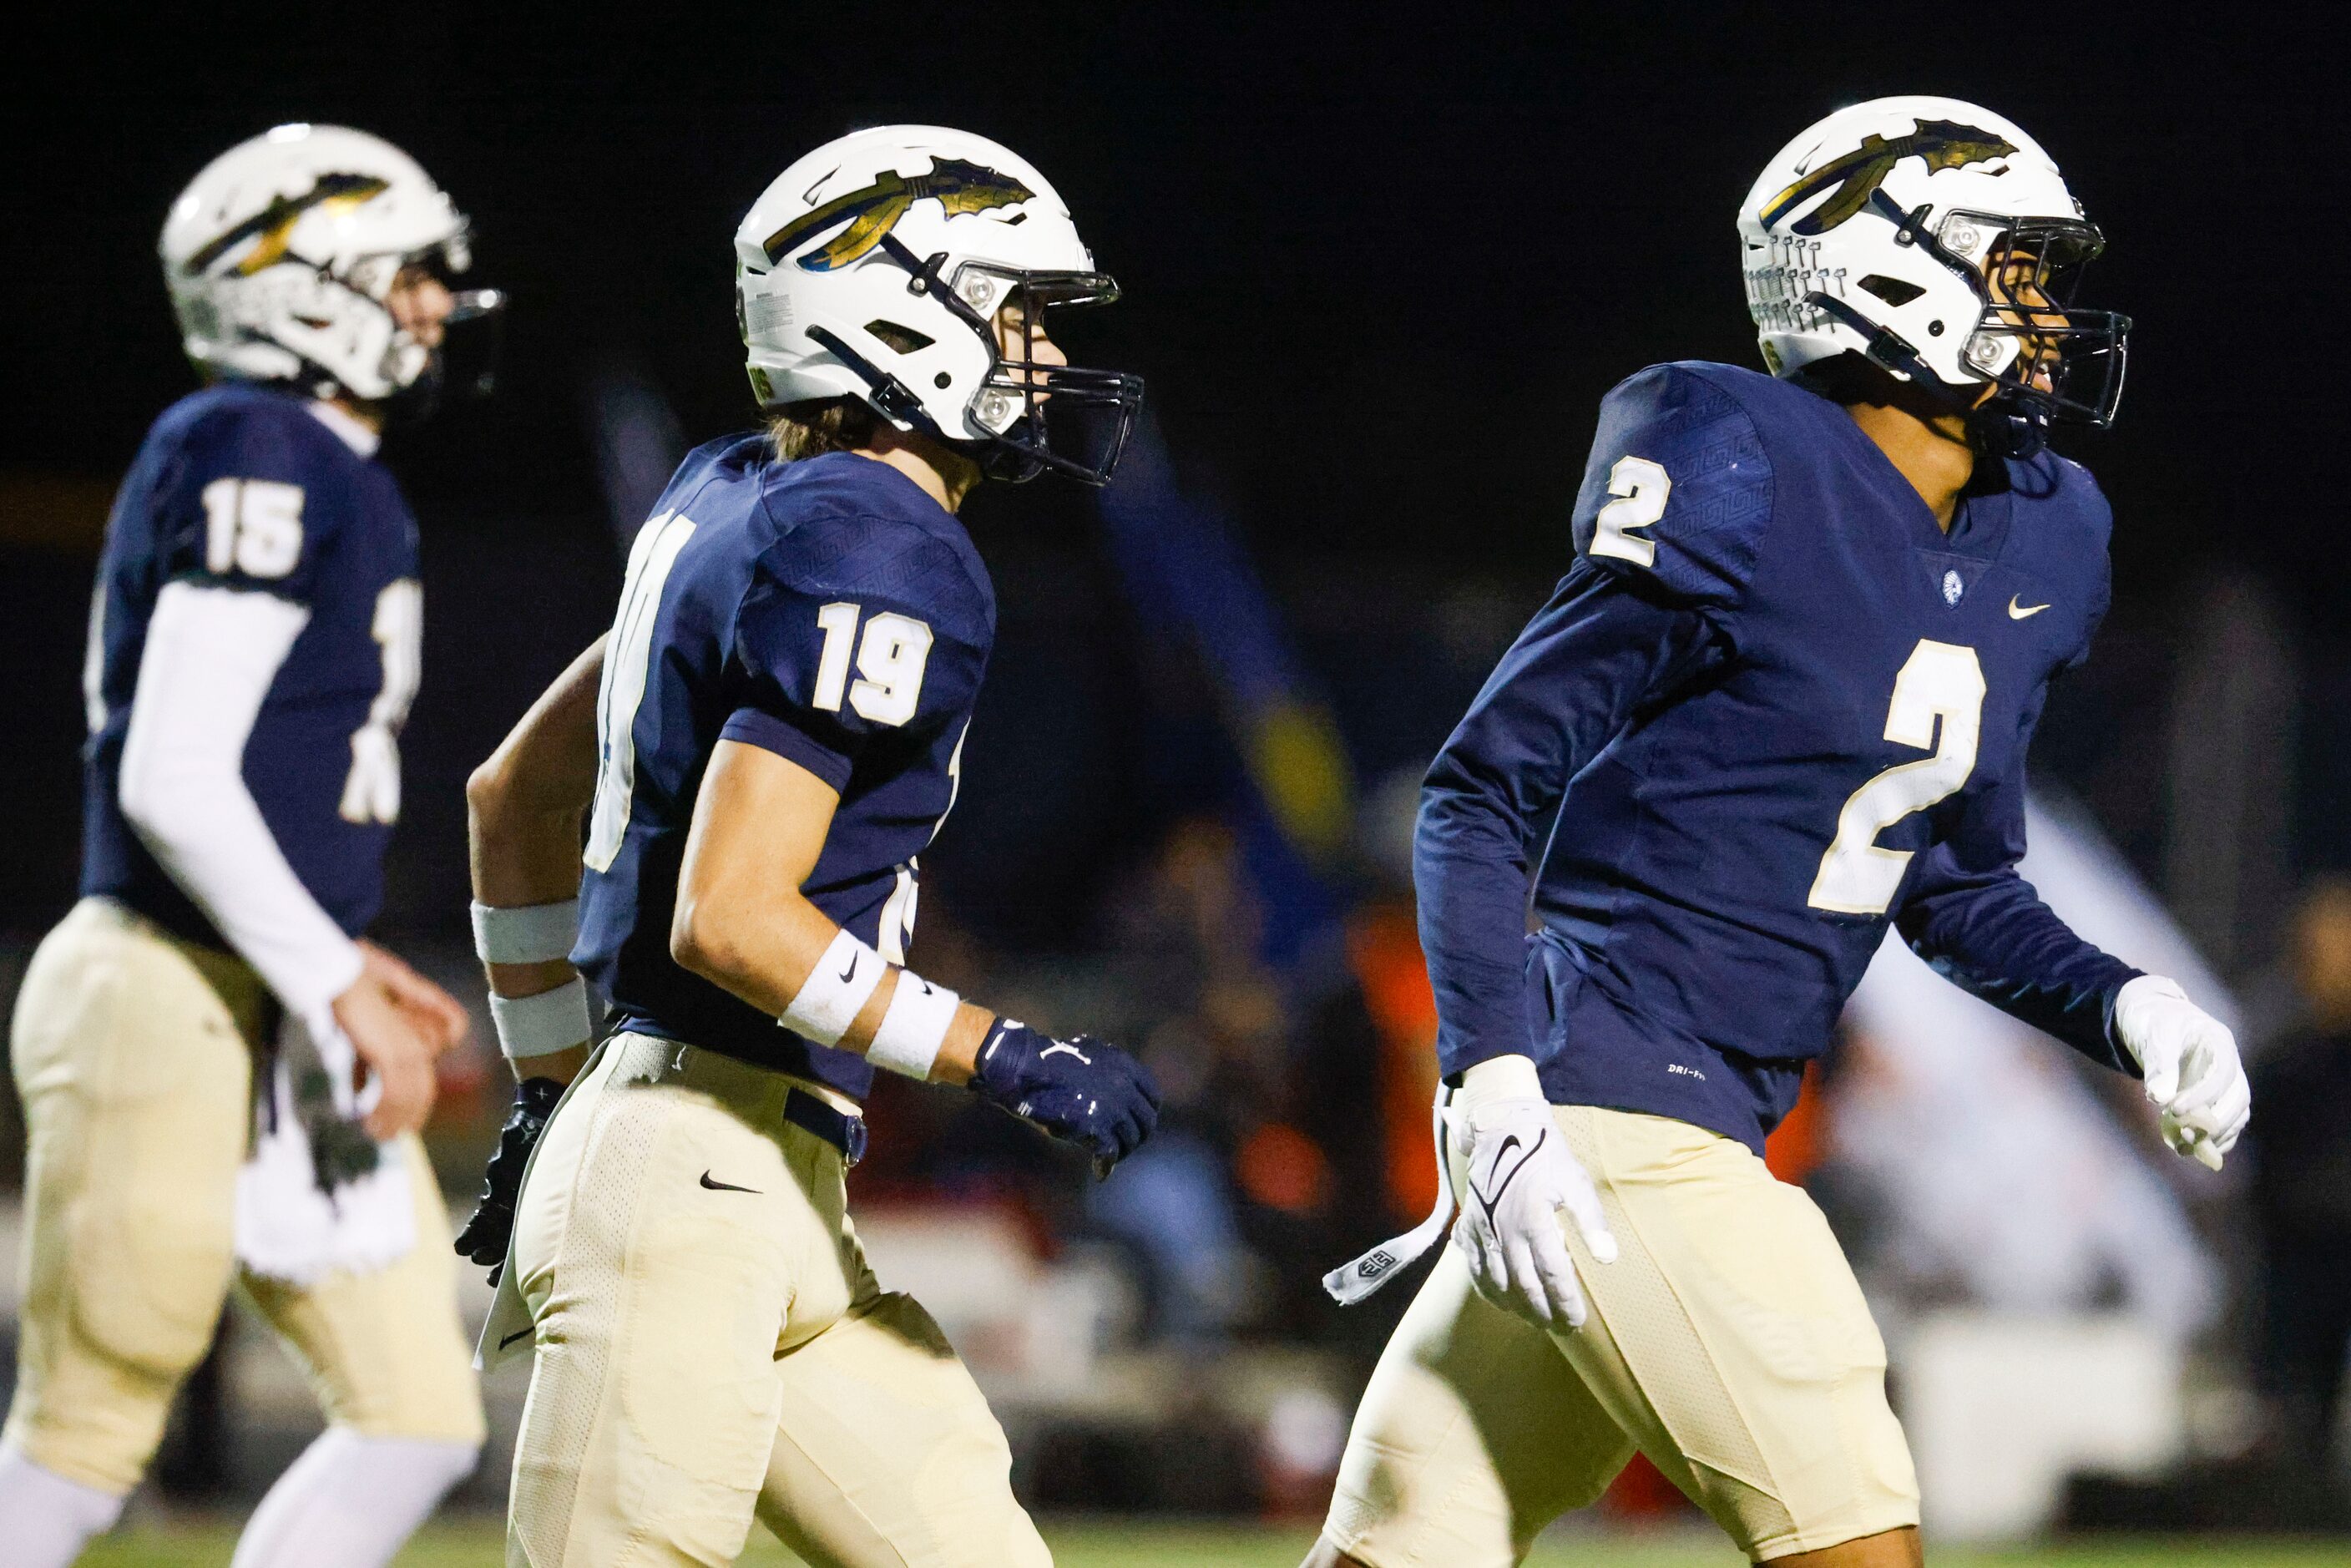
left=2112, top=974, right=2252, bottom=1171
left=1449, top=1055, right=1616, bottom=1329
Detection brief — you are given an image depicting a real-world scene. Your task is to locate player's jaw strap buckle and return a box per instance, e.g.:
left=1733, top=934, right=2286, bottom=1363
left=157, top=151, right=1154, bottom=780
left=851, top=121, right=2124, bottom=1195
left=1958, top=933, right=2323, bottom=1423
left=804, top=323, right=947, bottom=440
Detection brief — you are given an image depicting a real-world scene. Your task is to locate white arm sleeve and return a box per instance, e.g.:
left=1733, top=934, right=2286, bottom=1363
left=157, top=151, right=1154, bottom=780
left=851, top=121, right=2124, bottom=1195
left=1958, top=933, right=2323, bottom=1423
left=119, top=581, right=364, bottom=1034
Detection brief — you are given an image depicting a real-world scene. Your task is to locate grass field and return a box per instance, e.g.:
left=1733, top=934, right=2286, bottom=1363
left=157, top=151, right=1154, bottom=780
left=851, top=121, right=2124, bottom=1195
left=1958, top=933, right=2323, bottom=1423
left=73, top=1520, right=2351, bottom=1566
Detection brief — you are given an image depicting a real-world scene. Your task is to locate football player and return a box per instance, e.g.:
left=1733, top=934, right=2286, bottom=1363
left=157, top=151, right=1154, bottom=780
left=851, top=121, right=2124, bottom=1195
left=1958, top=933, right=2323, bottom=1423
left=1308, top=97, right=2250, bottom=1568
left=0, top=126, right=497, bottom=1568
left=456, top=125, right=1160, bottom=1566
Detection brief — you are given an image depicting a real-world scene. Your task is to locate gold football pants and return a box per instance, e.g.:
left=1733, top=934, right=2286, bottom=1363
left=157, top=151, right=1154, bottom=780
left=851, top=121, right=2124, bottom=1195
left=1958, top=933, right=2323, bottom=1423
left=1326, top=1105, right=1919, bottom=1564
left=4, top=898, right=484, bottom=1494
left=506, top=1032, right=1049, bottom=1568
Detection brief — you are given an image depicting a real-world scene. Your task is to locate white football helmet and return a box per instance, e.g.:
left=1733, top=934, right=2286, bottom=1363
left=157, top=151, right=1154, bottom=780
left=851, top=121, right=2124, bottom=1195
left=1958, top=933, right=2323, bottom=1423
left=1739, top=96, right=2127, bottom=455
left=736, top=124, right=1141, bottom=485
left=160, top=124, right=502, bottom=410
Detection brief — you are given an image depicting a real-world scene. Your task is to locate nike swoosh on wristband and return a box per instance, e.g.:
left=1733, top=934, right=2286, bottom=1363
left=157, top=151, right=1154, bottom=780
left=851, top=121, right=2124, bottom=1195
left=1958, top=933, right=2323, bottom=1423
left=699, top=1171, right=760, bottom=1193
left=2009, top=595, right=2050, bottom=619
left=838, top=954, right=858, bottom=984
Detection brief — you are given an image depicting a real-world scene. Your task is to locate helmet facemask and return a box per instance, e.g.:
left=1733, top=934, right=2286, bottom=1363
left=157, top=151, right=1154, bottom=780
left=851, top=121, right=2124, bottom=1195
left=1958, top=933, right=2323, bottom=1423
left=316, top=240, right=505, bottom=422
left=944, top=261, right=1142, bottom=484
left=1806, top=193, right=2130, bottom=458
left=1937, top=211, right=2128, bottom=450
left=832, top=234, right=1143, bottom=485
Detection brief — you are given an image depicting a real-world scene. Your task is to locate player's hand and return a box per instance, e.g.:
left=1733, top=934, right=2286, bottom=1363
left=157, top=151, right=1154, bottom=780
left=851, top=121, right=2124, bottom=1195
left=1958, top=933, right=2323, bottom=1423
left=454, top=1076, right=565, bottom=1282
left=2113, top=974, right=2251, bottom=1171
left=1450, top=1055, right=1615, bottom=1331
left=968, top=1020, right=1160, bottom=1172
left=357, top=939, right=472, bottom=1057
left=331, top=969, right=440, bottom=1140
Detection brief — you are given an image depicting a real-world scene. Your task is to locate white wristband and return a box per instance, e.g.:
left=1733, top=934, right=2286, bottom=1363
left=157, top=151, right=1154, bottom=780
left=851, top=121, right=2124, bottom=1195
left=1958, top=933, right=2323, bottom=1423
left=867, top=974, right=960, bottom=1080
left=780, top=928, right=886, bottom=1047
left=471, top=898, right=580, bottom=965
left=1459, top=1054, right=1546, bottom=1112
left=489, top=977, right=596, bottom=1060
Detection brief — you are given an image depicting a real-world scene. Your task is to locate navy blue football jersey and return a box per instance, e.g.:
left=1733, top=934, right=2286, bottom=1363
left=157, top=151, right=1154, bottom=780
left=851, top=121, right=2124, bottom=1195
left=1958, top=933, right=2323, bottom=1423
left=1418, top=362, right=2139, bottom=1151
left=574, top=443, right=993, bottom=1101
left=82, top=383, right=422, bottom=945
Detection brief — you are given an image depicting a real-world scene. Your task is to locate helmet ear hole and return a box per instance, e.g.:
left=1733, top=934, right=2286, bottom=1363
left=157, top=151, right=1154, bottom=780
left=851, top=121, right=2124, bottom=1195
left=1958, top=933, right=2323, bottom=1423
left=864, top=320, right=935, bottom=354
left=1858, top=275, right=1925, bottom=307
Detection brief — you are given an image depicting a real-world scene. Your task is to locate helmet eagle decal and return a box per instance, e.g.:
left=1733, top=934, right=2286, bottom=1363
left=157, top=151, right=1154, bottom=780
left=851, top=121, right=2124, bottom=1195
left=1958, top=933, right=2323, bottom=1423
left=184, top=171, right=392, bottom=276
left=1758, top=119, right=2017, bottom=235
left=761, top=158, right=1036, bottom=271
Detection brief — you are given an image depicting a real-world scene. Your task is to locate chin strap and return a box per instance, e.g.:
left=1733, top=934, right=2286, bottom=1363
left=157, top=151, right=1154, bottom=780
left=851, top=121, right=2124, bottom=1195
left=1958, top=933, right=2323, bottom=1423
left=802, top=324, right=952, bottom=440
left=1801, top=290, right=2045, bottom=461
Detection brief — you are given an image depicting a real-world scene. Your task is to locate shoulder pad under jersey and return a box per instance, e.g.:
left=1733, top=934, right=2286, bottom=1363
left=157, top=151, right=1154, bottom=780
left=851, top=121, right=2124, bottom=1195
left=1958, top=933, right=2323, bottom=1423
left=1570, top=362, right=1775, bottom=609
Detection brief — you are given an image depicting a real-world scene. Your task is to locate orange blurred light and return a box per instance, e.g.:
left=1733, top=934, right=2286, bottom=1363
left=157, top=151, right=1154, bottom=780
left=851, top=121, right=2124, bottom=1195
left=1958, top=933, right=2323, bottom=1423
left=1236, top=1122, right=1332, bottom=1215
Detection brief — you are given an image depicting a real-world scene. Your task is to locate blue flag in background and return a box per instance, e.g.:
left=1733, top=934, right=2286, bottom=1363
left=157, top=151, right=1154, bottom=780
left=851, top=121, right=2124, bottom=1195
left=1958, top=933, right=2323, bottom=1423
left=1096, top=417, right=1357, bottom=967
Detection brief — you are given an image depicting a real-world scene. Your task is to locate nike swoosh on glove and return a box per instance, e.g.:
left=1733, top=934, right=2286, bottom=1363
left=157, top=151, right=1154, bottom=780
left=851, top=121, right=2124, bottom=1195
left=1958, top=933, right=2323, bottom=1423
left=2113, top=974, right=2252, bottom=1171
left=970, top=1019, right=1160, bottom=1173
left=453, top=1076, right=564, bottom=1282
left=1451, top=1055, right=1615, bottom=1330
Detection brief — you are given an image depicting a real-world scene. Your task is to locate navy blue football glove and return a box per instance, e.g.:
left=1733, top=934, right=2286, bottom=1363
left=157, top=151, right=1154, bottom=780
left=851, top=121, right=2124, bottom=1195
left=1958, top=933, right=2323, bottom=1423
left=969, top=1020, right=1160, bottom=1173
left=454, top=1076, right=564, bottom=1282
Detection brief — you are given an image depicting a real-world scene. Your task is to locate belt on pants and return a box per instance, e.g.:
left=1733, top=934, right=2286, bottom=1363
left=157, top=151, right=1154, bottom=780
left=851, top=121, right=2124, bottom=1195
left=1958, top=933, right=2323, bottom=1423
left=607, top=1030, right=867, bottom=1166
left=784, top=1087, right=867, bottom=1166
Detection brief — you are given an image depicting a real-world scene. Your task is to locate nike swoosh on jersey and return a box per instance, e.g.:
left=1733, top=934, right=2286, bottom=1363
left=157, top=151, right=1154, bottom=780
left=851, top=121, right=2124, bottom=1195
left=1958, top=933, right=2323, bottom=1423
left=699, top=1171, right=761, bottom=1193
left=498, top=1326, right=534, bottom=1350
left=2009, top=596, right=2051, bottom=619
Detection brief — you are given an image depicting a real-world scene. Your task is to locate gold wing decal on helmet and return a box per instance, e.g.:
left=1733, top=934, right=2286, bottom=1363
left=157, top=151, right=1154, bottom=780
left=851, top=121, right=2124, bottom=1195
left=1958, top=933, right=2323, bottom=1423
left=1758, top=120, right=2018, bottom=236
left=761, top=158, right=1036, bottom=271
left=185, top=173, right=393, bottom=276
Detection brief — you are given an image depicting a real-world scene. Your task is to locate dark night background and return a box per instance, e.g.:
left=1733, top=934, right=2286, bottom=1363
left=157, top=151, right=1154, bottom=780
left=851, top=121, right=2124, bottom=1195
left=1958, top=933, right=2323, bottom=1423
left=3, top=3, right=2345, bottom=956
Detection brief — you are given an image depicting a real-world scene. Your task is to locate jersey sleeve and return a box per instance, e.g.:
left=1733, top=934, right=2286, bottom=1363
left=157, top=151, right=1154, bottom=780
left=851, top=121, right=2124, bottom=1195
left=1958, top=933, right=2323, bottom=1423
left=152, top=401, right=346, bottom=602
left=1570, top=364, right=1774, bottom=611
left=2057, top=461, right=2116, bottom=674
left=1418, top=560, right=1726, bottom=1078
left=722, top=520, right=988, bottom=792
left=1894, top=684, right=2141, bottom=1072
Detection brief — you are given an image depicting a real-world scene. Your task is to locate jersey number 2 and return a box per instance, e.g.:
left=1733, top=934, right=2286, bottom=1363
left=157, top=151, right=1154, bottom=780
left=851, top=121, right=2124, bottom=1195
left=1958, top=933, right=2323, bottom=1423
left=1807, top=639, right=1985, bottom=916
left=1590, top=456, right=1669, bottom=569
